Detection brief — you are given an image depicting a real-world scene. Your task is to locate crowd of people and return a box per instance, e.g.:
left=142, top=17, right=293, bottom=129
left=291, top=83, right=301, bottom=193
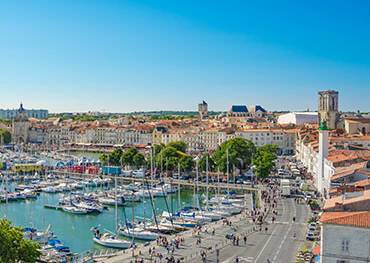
left=130, top=181, right=283, bottom=263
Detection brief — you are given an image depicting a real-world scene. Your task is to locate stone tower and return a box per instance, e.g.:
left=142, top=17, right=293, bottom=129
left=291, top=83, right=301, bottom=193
left=198, top=101, right=208, bottom=120
left=318, top=90, right=339, bottom=130
left=12, top=103, right=30, bottom=144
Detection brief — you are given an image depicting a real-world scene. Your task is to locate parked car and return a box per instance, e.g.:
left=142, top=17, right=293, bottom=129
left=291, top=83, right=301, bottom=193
left=308, top=223, right=317, bottom=232
left=306, top=230, right=318, bottom=241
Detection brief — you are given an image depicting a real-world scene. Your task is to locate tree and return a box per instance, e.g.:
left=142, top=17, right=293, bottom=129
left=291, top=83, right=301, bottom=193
left=133, top=152, right=146, bottom=168
left=156, top=146, right=179, bottom=170
left=199, top=153, right=216, bottom=172
left=154, top=143, right=193, bottom=173
left=252, top=144, right=278, bottom=179
left=179, top=155, right=194, bottom=171
left=167, top=141, right=187, bottom=153
left=0, top=219, right=41, bottom=263
left=152, top=144, right=165, bottom=155
left=0, top=129, right=11, bottom=144
left=108, top=149, right=123, bottom=166
left=121, top=148, right=138, bottom=167
left=99, top=154, right=108, bottom=166
left=212, top=138, right=256, bottom=173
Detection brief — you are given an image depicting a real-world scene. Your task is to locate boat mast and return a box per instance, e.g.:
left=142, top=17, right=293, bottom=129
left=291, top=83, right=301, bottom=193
left=115, top=173, right=118, bottom=232
left=150, top=146, right=153, bottom=182
left=177, top=162, right=181, bottom=209
left=217, top=167, right=220, bottom=197
left=196, top=156, right=199, bottom=208
left=145, top=180, right=160, bottom=231
left=226, top=148, right=229, bottom=195
left=206, top=155, right=209, bottom=210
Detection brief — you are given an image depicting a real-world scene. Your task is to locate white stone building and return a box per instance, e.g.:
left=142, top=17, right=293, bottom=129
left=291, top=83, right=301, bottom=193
left=320, top=211, right=370, bottom=263
left=277, top=112, right=318, bottom=125
left=236, top=129, right=296, bottom=154
left=344, top=118, right=370, bottom=135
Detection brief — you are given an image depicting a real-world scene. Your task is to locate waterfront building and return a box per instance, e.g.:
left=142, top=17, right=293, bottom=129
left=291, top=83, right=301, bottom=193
left=235, top=128, right=296, bottom=155
left=295, top=125, right=370, bottom=198
left=318, top=90, right=339, bottom=130
left=277, top=112, right=318, bottom=126
left=320, top=211, right=370, bottom=263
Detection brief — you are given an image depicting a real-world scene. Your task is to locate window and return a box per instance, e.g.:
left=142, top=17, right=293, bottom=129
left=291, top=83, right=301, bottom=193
left=341, top=239, right=349, bottom=252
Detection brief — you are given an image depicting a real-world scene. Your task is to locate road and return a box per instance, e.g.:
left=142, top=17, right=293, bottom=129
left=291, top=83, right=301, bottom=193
left=199, top=197, right=310, bottom=263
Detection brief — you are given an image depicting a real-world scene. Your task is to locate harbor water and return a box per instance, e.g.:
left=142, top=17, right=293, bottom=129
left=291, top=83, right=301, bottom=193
left=0, top=184, right=198, bottom=254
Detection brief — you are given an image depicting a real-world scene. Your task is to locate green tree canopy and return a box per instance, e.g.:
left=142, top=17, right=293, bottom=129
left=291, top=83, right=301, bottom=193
left=152, top=144, right=165, bottom=155
left=155, top=143, right=194, bottom=172
left=99, top=154, right=108, bottom=166
left=179, top=155, right=194, bottom=171
left=252, top=144, right=278, bottom=178
left=167, top=141, right=187, bottom=153
left=108, top=149, right=123, bottom=166
left=121, top=148, right=139, bottom=167
left=212, top=137, right=256, bottom=173
left=0, top=129, right=11, bottom=144
left=199, top=153, right=216, bottom=172
left=133, top=152, right=146, bottom=168
left=0, top=219, right=41, bottom=263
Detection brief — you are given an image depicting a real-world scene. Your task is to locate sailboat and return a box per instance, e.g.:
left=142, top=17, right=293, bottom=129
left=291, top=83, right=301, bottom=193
left=92, top=173, right=131, bottom=249
left=92, top=228, right=131, bottom=249
left=118, top=182, right=159, bottom=241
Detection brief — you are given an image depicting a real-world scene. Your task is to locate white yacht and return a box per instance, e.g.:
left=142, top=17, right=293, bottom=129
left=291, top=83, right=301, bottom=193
left=93, top=233, right=131, bottom=249
left=118, top=225, right=159, bottom=241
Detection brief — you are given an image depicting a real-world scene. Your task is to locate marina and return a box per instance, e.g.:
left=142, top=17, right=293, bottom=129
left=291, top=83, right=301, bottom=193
left=0, top=175, right=253, bottom=256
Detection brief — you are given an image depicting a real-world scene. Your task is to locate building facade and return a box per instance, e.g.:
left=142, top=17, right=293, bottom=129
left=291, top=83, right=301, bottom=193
left=0, top=108, right=48, bottom=120
left=278, top=112, right=318, bottom=126
left=320, top=211, right=370, bottom=263
left=318, top=90, right=339, bottom=130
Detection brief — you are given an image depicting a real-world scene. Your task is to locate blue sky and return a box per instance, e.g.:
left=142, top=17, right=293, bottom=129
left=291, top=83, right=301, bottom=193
left=0, top=0, right=369, bottom=113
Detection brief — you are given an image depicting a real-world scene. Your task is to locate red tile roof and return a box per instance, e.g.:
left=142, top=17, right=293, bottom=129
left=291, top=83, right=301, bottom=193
left=320, top=211, right=370, bottom=228
left=323, top=189, right=370, bottom=211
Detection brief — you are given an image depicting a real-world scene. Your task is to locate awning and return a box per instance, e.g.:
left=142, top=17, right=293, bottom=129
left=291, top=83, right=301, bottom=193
left=312, top=245, right=320, bottom=256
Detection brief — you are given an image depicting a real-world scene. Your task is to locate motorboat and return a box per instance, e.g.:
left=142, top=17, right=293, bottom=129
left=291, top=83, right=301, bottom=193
left=23, top=225, right=54, bottom=244
left=73, top=201, right=103, bottom=213
left=62, top=206, right=89, bottom=215
left=98, top=197, right=125, bottom=206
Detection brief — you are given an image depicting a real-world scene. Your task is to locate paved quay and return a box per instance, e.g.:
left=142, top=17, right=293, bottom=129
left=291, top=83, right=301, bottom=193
left=195, top=198, right=310, bottom=263
left=96, top=212, right=255, bottom=263
left=89, top=186, right=311, bottom=263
